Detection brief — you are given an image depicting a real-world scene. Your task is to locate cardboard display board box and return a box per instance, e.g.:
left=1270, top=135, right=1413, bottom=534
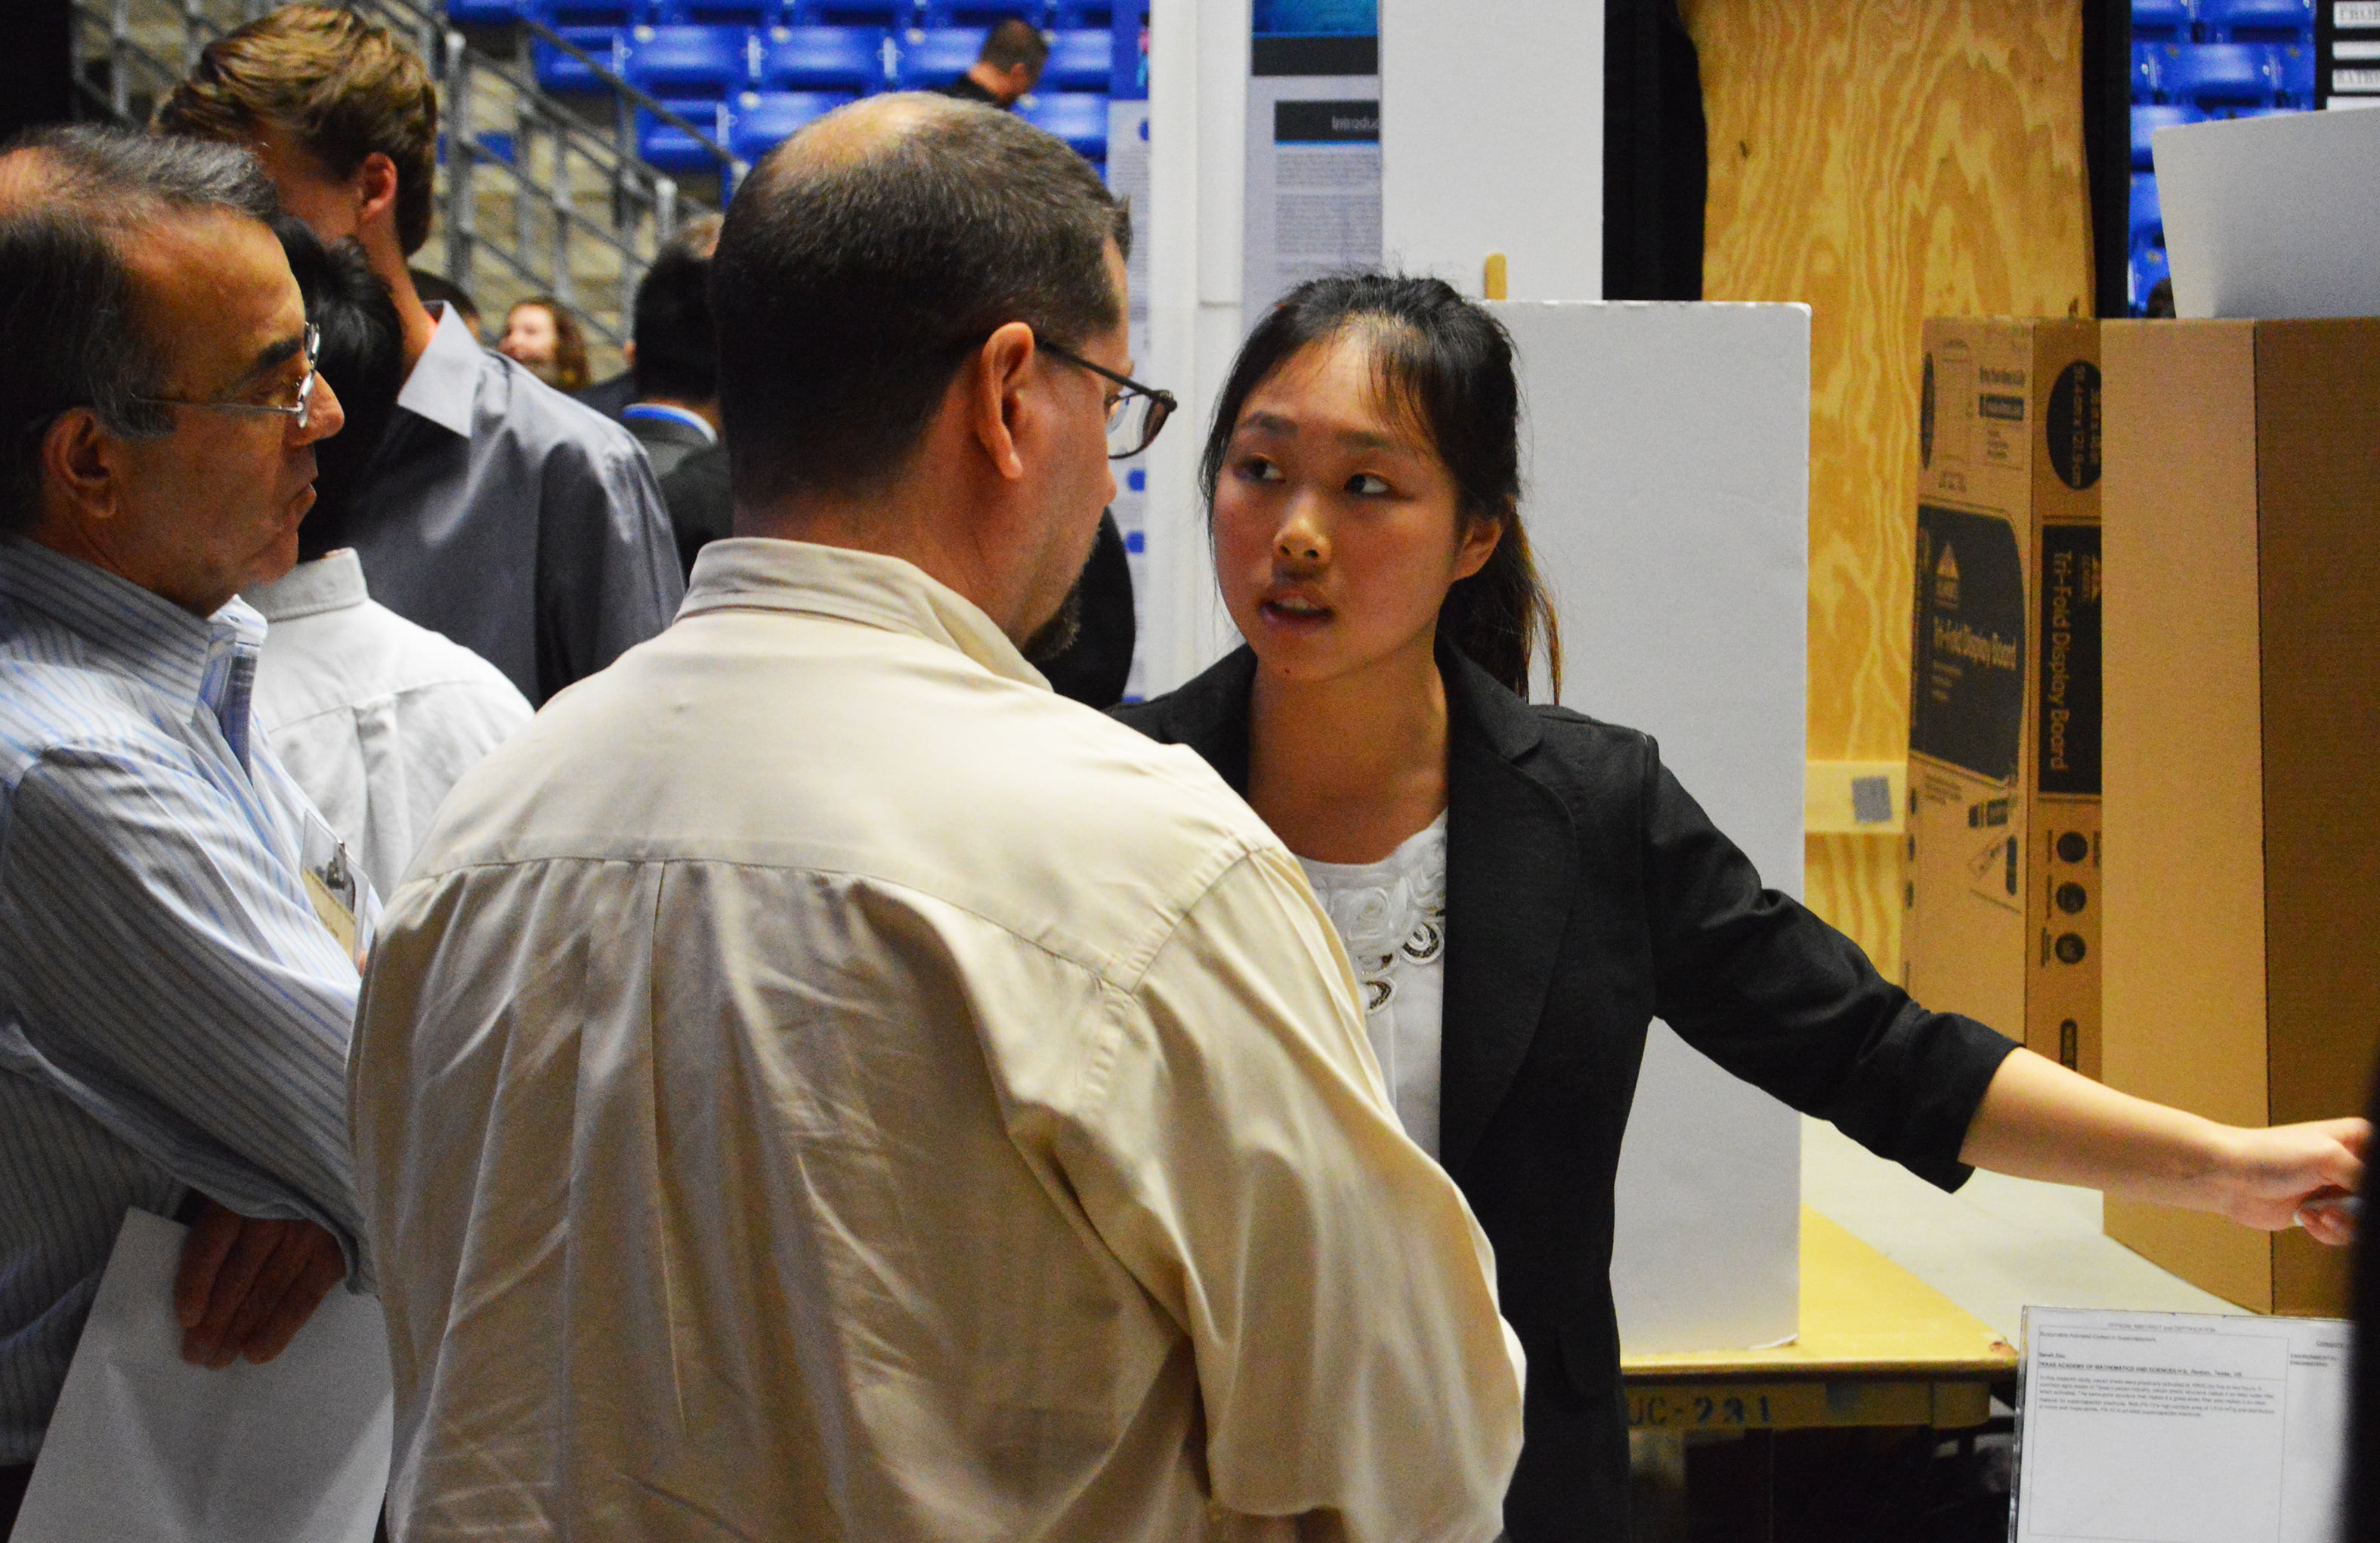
left=2100, top=318, right=2380, bottom=1317
left=1906, top=319, right=2104, bottom=1079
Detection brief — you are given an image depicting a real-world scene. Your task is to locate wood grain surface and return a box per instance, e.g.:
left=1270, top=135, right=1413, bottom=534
left=1678, top=0, right=2093, bottom=973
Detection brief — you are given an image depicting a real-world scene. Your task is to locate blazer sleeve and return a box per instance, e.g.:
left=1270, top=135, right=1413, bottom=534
left=1634, top=738, right=2020, bottom=1191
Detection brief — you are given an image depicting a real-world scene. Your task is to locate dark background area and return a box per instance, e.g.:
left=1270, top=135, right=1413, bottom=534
left=2, top=0, right=75, bottom=142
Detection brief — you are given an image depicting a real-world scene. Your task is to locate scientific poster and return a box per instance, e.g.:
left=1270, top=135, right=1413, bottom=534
left=1242, top=11, right=1380, bottom=332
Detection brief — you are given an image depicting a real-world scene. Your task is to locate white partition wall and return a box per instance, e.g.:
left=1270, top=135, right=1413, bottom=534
left=1493, top=301, right=1812, bottom=1353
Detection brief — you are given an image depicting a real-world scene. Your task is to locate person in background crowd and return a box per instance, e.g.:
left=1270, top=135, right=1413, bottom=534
left=618, top=246, right=729, bottom=573
left=577, top=212, right=722, bottom=420
left=937, top=17, right=1049, bottom=109
left=409, top=267, right=481, bottom=340
left=1114, top=272, right=2367, bottom=1541
left=499, top=295, right=591, bottom=393
left=243, top=219, right=533, bottom=901
left=0, top=127, right=369, bottom=1537
left=158, top=4, right=684, bottom=706
left=352, top=95, right=1523, bottom=1542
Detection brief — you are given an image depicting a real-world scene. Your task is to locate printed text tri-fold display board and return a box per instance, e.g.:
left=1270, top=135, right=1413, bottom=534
left=1906, top=320, right=2104, bottom=1078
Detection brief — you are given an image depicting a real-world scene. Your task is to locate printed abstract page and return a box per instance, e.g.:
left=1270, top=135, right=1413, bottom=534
left=2014, top=1306, right=2349, bottom=1543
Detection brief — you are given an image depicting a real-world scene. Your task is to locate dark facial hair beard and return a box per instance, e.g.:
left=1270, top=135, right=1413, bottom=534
left=1022, top=582, right=1085, bottom=666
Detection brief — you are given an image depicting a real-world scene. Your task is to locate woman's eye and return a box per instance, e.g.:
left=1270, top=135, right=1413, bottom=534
left=1348, top=472, right=1392, bottom=496
left=1237, top=456, right=1283, bottom=483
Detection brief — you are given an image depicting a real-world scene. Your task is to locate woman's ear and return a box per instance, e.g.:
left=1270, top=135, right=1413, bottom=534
left=1452, top=512, right=1504, bottom=583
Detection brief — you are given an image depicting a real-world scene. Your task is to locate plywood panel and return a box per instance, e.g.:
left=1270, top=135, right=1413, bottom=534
left=1680, top=0, right=2092, bottom=978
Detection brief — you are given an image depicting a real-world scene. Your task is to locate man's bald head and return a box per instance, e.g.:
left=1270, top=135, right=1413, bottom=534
left=712, top=91, right=1127, bottom=509
left=0, top=127, right=279, bottom=536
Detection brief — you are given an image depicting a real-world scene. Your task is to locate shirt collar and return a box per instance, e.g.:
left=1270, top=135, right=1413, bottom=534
left=241, top=548, right=370, bottom=622
left=395, top=301, right=482, bottom=439
left=623, top=402, right=719, bottom=444
left=678, top=537, right=1047, bottom=691
left=0, top=539, right=269, bottom=763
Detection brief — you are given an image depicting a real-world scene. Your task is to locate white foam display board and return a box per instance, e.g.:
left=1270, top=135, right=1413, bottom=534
left=1383, top=0, right=1603, bottom=301
left=2156, top=107, right=2380, bottom=319
left=1492, top=301, right=1811, bottom=1353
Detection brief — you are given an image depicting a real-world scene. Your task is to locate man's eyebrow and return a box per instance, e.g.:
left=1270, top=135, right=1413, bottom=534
left=230, top=330, right=308, bottom=389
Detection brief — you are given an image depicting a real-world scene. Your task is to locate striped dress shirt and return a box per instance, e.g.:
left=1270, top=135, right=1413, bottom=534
left=0, top=540, right=367, bottom=1466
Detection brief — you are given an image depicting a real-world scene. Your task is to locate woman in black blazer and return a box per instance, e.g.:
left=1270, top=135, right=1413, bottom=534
left=1113, top=274, right=2364, bottom=1541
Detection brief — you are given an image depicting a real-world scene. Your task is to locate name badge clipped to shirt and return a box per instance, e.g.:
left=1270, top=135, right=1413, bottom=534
left=298, top=813, right=361, bottom=966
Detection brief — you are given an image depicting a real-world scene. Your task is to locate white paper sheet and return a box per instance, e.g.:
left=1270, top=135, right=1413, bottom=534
left=2013, top=1305, right=2351, bottom=1543
left=12, top=1207, right=391, bottom=1543
left=2155, top=107, right=2380, bottom=320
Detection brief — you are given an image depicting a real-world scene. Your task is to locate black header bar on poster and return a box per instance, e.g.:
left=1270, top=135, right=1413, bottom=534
left=1253, top=36, right=1379, bottom=77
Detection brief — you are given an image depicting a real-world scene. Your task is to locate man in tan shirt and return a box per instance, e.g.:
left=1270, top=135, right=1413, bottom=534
left=351, top=96, right=1523, bottom=1541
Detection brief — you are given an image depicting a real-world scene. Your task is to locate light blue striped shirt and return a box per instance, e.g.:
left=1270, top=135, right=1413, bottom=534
left=0, top=540, right=368, bottom=1464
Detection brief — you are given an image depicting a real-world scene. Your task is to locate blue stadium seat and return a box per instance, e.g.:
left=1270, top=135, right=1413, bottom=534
left=2130, top=172, right=2164, bottom=252
left=624, top=24, right=753, bottom=97
left=2165, top=43, right=2277, bottom=111
left=2130, top=242, right=2171, bottom=315
left=533, top=26, right=623, bottom=93
left=2134, top=41, right=2180, bottom=102
left=920, top=0, right=1047, bottom=23
left=757, top=25, right=889, bottom=91
left=728, top=89, right=856, bottom=160
left=801, top=0, right=910, bottom=23
left=1050, top=0, right=1113, bottom=23
left=532, top=0, right=645, bottom=23
left=2196, top=0, right=2313, bottom=42
left=2273, top=43, right=2314, bottom=106
left=1020, top=91, right=1106, bottom=161
left=446, top=0, right=526, bottom=25
left=2130, top=0, right=2192, bottom=42
left=2131, top=102, right=2201, bottom=168
left=638, top=99, right=731, bottom=172
left=895, top=27, right=986, bottom=88
left=1042, top=29, right=1111, bottom=91
left=670, top=0, right=780, bottom=21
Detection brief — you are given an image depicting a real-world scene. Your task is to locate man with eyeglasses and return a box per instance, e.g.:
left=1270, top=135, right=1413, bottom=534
left=0, top=127, right=372, bottom=1535
left=353, top=94, right=1522, bottom=1542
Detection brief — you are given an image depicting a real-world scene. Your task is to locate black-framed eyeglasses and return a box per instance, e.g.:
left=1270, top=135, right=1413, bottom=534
left=131, top=323, right=323, bottom=433
left=1040, top=339, right=1176, bottom=460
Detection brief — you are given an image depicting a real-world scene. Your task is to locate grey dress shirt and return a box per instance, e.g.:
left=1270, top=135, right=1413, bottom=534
left=347, top=304, right=686, bottom=705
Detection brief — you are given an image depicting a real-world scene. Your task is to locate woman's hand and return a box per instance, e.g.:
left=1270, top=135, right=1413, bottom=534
left=1960, top=1050, right=2367, bottom=1244
left=2207, top=1117, right=2366, bottom=1242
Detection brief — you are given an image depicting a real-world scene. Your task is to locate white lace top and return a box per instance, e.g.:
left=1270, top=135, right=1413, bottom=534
left=1296, top=813, right=1448, bottom=1158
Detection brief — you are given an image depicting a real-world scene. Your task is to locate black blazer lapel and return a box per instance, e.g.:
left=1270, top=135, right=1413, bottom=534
left=1438, top=654, right=1578, bottom=1182
left=1120, top=646, right=1576, bottom=1180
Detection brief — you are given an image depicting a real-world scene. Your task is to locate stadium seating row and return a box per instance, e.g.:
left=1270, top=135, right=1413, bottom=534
left=453, top=0, right=1126, bottom=28
left=536, top=23, right=1114, bottom=99
left=2131, top=39, right=2314, bottom=109
left=2131, top=0, right=2313, bottom=44
left=636, top=86, right=1109, bottom=171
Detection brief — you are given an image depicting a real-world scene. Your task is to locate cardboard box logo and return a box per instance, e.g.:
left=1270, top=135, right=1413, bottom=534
left=1906, top=320, right=2102, bottom=1078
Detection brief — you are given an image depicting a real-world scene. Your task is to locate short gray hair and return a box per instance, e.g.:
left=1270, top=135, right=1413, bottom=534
left=0, top=125, right=280, bottom=538
left=712, top=96, right=1128, bottom=509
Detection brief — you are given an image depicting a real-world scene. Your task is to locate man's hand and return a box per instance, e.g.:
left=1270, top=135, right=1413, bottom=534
left=173, top=1198, right=348, bottom=1368
left=2213, top=1117, right=2367, bottom=1244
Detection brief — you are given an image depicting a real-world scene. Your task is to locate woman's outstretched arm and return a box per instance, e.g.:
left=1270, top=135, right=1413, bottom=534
left=1958, top=1047, right=2367, bottom=1245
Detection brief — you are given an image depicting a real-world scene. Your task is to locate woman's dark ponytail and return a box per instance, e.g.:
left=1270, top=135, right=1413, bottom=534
left=1201, top=272, right=1562, bottom=699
